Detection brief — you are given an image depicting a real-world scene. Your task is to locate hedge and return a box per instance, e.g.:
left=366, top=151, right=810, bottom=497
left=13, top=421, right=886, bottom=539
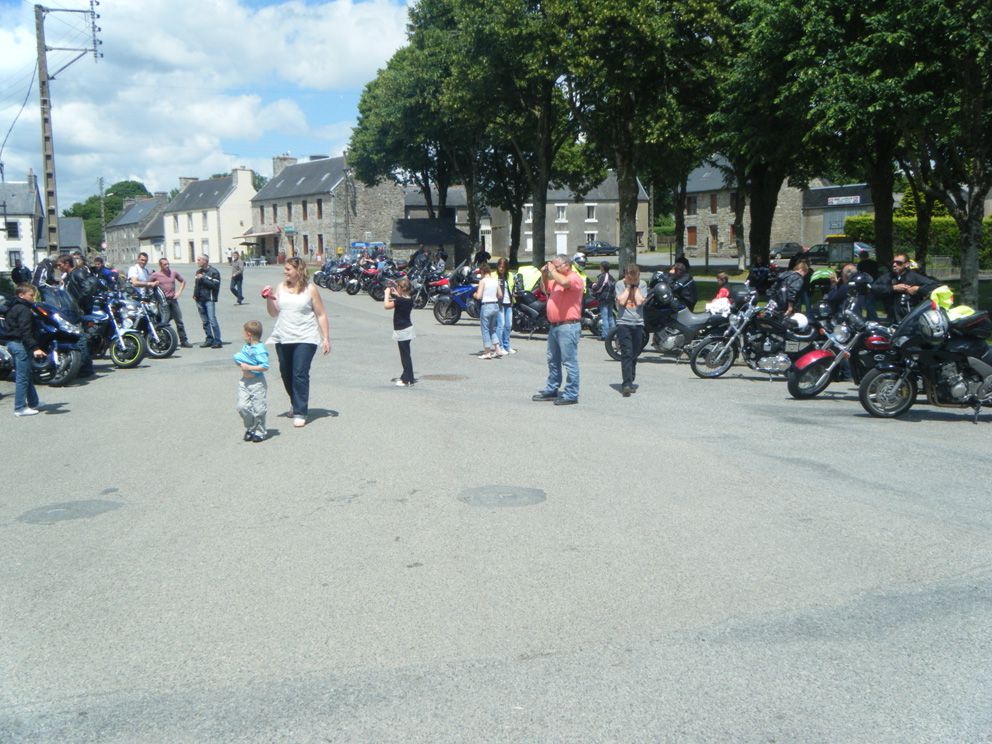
left=844, top=215, right=992, bottom=267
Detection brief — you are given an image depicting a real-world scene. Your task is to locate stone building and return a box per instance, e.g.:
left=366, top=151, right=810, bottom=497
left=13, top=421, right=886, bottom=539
left=246, top=154, right=404, bottom=261
left=162, top=167, right=256, bottom=265
left=104, top=194, right=169, bottom=265
left=1, top=171, right=42, bottom=272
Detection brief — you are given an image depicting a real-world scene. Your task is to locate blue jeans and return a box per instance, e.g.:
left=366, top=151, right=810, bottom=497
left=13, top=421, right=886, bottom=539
left=497, top=305, right=513, bottom=351
left=196, top=300, right=221, bottom=344
left=7, top=341, right=40, bottom=412
left=600, top=305, right=616, bottom=340
left=543, top=322, right=580, bottom=401
left=275, top=342, right=317, bottom=416
left=480, top=303, right=499, bottom=349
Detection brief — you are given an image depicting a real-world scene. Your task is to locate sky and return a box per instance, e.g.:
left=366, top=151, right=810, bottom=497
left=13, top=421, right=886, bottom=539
left=0, top=0, right=410, bottom=207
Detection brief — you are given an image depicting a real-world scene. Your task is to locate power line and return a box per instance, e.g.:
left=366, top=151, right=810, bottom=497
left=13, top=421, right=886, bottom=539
left=0, top=62, right=38, bottom=176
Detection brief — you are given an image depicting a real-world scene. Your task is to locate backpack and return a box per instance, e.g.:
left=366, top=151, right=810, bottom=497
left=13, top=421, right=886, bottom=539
left=594, top=273, right=615, bottom=303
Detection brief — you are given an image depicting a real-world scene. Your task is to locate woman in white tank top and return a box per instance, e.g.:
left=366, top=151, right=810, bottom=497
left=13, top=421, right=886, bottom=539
left=264, top=257, right=330, bottom=427
left=473, top=262, right=503, bottom=359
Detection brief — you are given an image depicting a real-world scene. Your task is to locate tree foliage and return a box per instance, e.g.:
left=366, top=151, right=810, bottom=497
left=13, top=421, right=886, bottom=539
left=62, top=180, right=151, bottom=249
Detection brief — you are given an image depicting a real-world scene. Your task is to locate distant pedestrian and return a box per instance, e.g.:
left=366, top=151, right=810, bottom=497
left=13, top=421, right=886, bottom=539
left=193, top=254, right=223, bottom=348
left=592, top=260, right=616, bottom=340
left=10, top=258, right=31, bottom=285
left=230, top=251, right=245, bottom=304
left=615, top=264, right=647, bottom=397
left=495, top=257, right=516, bottom=356
left=384, top=277, right=416, bottom=386
left=149, top=257, right=192, bottom=347
left=5, top=283, right=47, bottom=417
left=234, top=320, right=269, bottom=442
left=264, top=256, right=330, bottom=428
left=474, top=262, right=503, bottom=359
left=531, top=254, right=583, bottom=406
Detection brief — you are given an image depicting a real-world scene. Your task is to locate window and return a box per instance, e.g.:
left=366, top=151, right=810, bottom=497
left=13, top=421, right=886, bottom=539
left=687, top=226, right=697, bottom=246
left=173, top=241, right=181, bottom=259
left=709, top=225, right=718, bottom=248
left=187, top=213, right=193, bottom=231
left=8, top=250, right=21, bottom=265
left=259, top=206, right=265, bottom=225
left=585, top=205, right=597, bottom=221
left=686, top=196, right=697, bottom=216
left=585, top=232, right=597, bottom=244
left=5, top=221, right=19, bottom=238
left=729, top=224, right=736, bottom=243
left=173, top=214, right=179, bottom=232
left=316, top=198, right=323, bottom=219
left=302, top=200, right=308, bottom=221
left=317, top=234, right=324, bottom=254
left=286, top=202, right=293, bottom=220
left=271, top=205, right=277, bottom=222
left=555, top=205, right=567, bottom=222
left=710, top=193, right=718, bottom=214
left=201, top=239, right=210, bottom=256
left=525, top=205, right=533, bottom=223
left=201, top=211, right=208, bottom=230
left=302, top=235, right=310, bottom=254
left=730, top=192, right=739, bottom=215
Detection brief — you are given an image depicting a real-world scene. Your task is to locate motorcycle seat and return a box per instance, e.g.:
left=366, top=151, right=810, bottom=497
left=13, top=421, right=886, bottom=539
left=676, top=308, right=714, bottom=325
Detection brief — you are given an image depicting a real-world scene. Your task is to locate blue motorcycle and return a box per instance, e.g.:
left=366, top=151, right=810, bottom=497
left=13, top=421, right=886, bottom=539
left=433, top=262, right=480, bottom=325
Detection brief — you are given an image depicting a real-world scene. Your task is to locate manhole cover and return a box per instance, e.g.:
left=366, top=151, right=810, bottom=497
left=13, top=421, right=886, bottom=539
left=17, top=500, right=123, bottom=525
left=420, top=374, right=467, bottom=382
left=458, top=485, right=546, bottom=508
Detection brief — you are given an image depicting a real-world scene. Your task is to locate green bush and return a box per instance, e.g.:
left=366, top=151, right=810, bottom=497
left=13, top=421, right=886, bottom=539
left=845, top=214, right=992, bottom=267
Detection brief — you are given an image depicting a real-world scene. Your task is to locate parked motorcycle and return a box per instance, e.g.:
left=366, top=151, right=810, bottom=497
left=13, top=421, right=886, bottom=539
left=0, top=294, right=84, bottom=387
left=689, top=294, right=822, bottom=379
left=433, top=263, right=480, bottom=325
left=120, top=288, right=178, bottom=359
left=858, top=301, right=992, bottom=421
left=511, top=273, right=550, bottom=335
left=81, top=292, right=148, bottom=368
left=604, top=277, right=733, bottom=363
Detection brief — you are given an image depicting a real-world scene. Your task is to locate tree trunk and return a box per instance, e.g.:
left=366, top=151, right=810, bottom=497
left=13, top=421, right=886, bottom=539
left=464, top=172, right=480, bottom=246
left=747, top=163, right=783, bottom=264
left=529, top=82, right=555, bottom=267
left=866, top=155, right=895, bottom=267
left=615, top=146, right=639, bottom=272
left=509, top=207, right=522, bottom=266
left=674, top=176, right=687, bottom=253
left=956, top=203, right=985, bottom=307
left=915, top=194, right=935, bottom=274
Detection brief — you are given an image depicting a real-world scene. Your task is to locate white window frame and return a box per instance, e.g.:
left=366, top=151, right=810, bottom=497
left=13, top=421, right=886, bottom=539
left=201, top=211, right=209, bottom=230
left=585, top=232, right=597, bottom=244
left=585, top=204, right=598, bottom=222
left=201, top=238, right=210, bottom=256
left=555, top=204, right=567, bottom=223
left=172, top=214, right=179, bottom=232
left=173, top=241, right=181, bottom=259
left=186, top=213, right=194, bottom=231
left=524, top=232, right=533, bottom=252
left=525, top=205, right=533, bottom=224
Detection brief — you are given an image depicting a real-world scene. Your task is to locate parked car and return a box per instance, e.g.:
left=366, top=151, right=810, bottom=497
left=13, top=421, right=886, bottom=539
left=582, top=240, right=619, bottom=256
left=770, top=242, right=803, bottom=259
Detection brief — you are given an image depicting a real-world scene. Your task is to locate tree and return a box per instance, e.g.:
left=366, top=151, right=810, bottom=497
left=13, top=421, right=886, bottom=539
left=62, top=180, right=151, bottom=250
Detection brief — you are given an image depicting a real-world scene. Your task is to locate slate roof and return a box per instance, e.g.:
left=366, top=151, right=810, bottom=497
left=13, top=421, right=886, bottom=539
left=802, top=183, right=873, bottom=209
left=138, top=215, right=164, bottom=241
left=685, top=156, right=734, bottom=194
left=164, top=176, right=234, bottom=213
left=547, top=170, right=649, bottom=202
left=390, top=219, right=470, bottom=247
left=107, top=195, right=168, bottom=228
left=57, top=217, right=86, bottom=249
left=405, top=185, right=469, bottom=208
left=0, top=180, right=41, bottom=215
left=252, top=156, right=346, bottom=202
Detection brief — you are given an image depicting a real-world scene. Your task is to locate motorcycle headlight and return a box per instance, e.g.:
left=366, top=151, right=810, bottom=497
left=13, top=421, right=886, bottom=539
left=832, top=324, right=851, bottom=344
left=56, top=317, right=82, bottom=336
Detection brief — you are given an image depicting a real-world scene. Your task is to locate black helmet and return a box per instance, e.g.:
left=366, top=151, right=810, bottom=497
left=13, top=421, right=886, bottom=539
left=649, top=270, right=667, bottom=288
left=850, top=272, right=873, bottom=296
left=653, top=281, right=673, bottom=305
left=729, top=286, right=750, bottom=309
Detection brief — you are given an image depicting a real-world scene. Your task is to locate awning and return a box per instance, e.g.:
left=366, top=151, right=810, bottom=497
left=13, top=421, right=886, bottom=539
left=242, top=225, right=282, bottom=238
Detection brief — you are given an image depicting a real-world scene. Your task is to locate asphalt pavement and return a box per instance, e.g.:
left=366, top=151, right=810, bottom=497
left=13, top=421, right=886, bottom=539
left=1, top=263, right=990, bottom=743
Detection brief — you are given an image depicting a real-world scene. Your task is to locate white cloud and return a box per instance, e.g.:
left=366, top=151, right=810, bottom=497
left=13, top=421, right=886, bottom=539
left=0, top=0, right=409, bottom=204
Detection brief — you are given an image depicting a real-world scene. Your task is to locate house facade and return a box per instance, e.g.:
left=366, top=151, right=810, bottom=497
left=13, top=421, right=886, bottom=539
left=246, top=154, right=404, bottom=261
left=104, top=194, right=170, bottom=265
left=1, top=171, right=42, bottom=273
left=162, top=167, right=256, bottom=265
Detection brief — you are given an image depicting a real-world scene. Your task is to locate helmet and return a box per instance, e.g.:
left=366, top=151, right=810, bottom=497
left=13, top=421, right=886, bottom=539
left=850, top=272, right=873, bottom=296
left=919, top=308, right=948, bottom=345
left=652, top=281, right=673, bottom=305
left=649, top=270, right=667, bottom=288
left=572, top=253, right=587, bottom=269
left=730, top=286, right=750, bottom=309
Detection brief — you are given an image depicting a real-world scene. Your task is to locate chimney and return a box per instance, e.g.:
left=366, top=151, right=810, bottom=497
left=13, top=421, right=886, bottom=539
left=123, top=198, right=138, bottom=212
left=179, top=177, right=198, bottom=190
left=27, top=168, right=37, bottom=193
left=272, top=154, right=297, bottom=177
left=309, top=155, right=328, bottom=161
left=232, top=166, right=254, bottom=187
left=153, top=191, right=167, bottom=199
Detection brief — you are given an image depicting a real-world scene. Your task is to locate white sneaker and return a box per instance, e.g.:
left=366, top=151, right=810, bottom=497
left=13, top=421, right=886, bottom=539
left=293, top=416, right=306, bottom=428
left=508, top=348, right=517, bottom=354
left=395, top=379, right=408, bottom=386
left=14, top=407, right=39, bottom=417
left=496, top=348, right=509, bottom=357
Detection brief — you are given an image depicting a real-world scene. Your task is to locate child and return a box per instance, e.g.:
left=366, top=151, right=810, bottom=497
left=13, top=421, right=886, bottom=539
left=713, top=272, right=730, bottom=301
left=705, top=272, right=732, bottom=316
left=234, top=320, right=270, bottom=442
left=384, top=277, right=415, bottom=386
left=5, top=283, right=47, bottom=416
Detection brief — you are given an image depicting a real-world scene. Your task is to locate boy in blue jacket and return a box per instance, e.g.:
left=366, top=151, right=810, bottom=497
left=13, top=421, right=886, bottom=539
left=234, top=320, right=269, bottom=442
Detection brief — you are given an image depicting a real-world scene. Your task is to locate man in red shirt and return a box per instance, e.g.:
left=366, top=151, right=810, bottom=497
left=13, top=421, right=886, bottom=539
left=532, top=254, right=583, bottom=405
left=150, top=257, right=193, bottom=348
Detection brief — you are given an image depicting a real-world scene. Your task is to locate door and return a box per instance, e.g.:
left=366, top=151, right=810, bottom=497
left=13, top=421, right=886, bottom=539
left=555, top=232, right=568, bottom=255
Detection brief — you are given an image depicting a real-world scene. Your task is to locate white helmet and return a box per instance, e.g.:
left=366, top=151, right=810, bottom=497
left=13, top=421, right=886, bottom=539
left=919, top=308, right=948, bottom=345
left=571, top=253, right=587, bottom=269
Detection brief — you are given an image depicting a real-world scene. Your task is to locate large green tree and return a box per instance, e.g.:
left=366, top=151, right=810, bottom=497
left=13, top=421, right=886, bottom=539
left=63, top=180, right=151, bottom=250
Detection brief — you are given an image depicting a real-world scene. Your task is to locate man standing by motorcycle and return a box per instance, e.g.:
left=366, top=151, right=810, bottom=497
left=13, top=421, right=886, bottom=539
left=150, top=257, right=193, bottom=348
left=127, top=252, right=156, bottom=298
left=874, top=253, right=941, bottom=321
left=532, top=255, right=583, bottom=406
left=193, top=254, right=223, bottom=348
left=773, top=259, right=810, bottom=317
left=669, top=262, right=698, bottom=311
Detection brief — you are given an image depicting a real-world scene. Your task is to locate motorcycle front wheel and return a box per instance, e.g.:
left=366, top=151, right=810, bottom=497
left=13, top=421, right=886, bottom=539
left=604, top=328, right=649, bottom=361
left=787, top=359, right=834, bottom=399
left=146, top=325, right=179, bottom=359
left=433, top=298, right=461, bottom=325
left=34, top=349, right=82, bottom=387
left=345, top=281, right=360, bottom=296
left=369, top=284, right=386, bottom=302
left=328, top=275, right=344, bottom=292
left=858, top=368, right=916, bottom=418
left=413, top=289, right=428, bottom=310
left=109, top=331, right=147, bottom=369
left=689, top=336, right=738, bottom=379
left=312, top=272, right=327, bottom=288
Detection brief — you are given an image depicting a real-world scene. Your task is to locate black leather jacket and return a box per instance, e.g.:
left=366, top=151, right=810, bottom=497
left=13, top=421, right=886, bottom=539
left=193, top=265, right=221, bottom=302
left=4, top=297, right=40, bottom=351
left=773, top=270, right=805, bottom=309
left=671, top=273, right=697, bottom=310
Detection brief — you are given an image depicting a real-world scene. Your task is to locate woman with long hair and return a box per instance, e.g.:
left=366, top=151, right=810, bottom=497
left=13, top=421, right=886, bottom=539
left=264, top=256, right=330, bottom=427
left=473, top=262, right=503, bottom=359
left=615, top=264, right=646, bottom=397
left=495, top=257, right=515, bottom=356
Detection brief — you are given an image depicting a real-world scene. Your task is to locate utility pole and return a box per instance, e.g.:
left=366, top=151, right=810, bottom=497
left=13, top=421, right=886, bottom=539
left=34, top=1, right=103, bottom=255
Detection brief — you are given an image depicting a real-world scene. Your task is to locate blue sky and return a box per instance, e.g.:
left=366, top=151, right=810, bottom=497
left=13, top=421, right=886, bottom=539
left=0, top=0, right=410, bottom=205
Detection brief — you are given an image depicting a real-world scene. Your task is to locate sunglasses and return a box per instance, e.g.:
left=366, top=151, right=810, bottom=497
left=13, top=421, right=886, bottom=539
left=892, top=260, right=906, bottom=265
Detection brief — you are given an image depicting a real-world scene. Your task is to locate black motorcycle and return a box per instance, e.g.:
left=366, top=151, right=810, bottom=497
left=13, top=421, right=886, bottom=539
left=0, top=293, right=84, bottom=387
left=858, top=302, right=992, bottom=421
left=120, top=288, right=179, bottom=359
left=81, top=292, right=148, bottom=369
left=689, top=294, right=822, bottom=379
left=511, top=272, right=549, bottom=336
left=604, top=277, right=733, bottom=363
